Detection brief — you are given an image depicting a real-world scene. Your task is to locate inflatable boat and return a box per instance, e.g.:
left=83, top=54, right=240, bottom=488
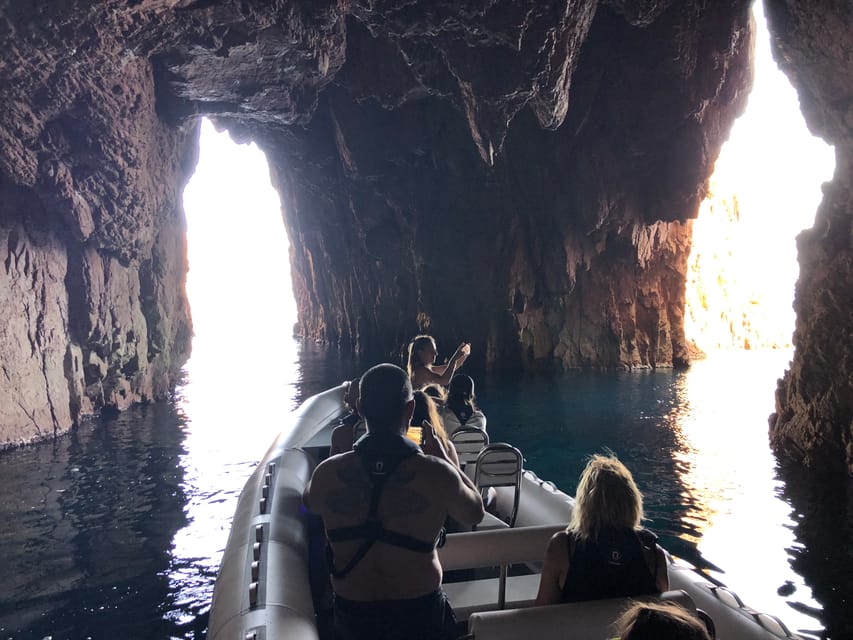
left=207, top=384, right=804, bottom=640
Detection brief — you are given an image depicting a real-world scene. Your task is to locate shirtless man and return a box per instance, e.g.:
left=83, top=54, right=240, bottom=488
left=303, top=363, right=484, bottom=640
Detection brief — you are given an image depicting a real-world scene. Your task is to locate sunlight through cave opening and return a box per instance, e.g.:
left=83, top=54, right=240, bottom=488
left=181, top=118, right=299, bottom=385
left=684, top=1, right=836, bottom=354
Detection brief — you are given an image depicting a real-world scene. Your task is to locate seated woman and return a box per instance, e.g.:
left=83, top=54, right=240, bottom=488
left=535, top=454, right=669, bottom=605
left=440, top=375, right=487, bottom=436
left=615, top=601, right=711, bottom=640
left=407, top=334, right=470, bottom=390
left=411, top=390, right=460, bottom=469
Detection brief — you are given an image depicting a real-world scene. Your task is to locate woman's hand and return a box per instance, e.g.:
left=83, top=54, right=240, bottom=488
left=421, top=420, right=450, bottom=461
left=452, top=342, right=471, bottom=364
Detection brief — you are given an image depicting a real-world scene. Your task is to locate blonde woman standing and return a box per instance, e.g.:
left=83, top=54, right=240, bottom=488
left=406, top=335, right=470, bottom=389
left=535, top=454, right=669, bottom=605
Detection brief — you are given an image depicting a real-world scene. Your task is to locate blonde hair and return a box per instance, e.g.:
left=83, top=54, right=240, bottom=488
left=569, top=454, right=644, bottom=541
left=615, top=601, right=711, bottom=640
left=406, top=335, right=435, bottom=379
left=412, top=390, right=450, bottom=448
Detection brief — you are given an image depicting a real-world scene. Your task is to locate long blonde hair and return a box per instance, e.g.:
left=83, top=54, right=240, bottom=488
left=406, top=335, right=435, bottom=379
left=412, top=390, right=450, bottom=448
left=569, top=454, right=644, bottom=541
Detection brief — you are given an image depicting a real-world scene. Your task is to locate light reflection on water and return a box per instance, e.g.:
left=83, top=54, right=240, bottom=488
left=0, top=346, right=849, bottom=639
left=481, top=348, right=838, bottom=638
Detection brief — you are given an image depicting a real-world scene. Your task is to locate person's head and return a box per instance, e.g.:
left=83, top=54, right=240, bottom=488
left=358, top=364, right=414, bottom=434
left=569, top=453, right=644, bottom=541
left=423, top=383, right=447, bottom=404
left=448, top=375, right=475, bottom=403
left=446, top=374, right=476, bottom=416
left=615, top=602, right=711, bottom=640
left=407, top=335, right=437, bottom=377
left=343, top=377, right=360, bottom=413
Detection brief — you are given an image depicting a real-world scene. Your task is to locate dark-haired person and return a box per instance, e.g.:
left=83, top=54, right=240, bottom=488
left=440, top=375, right=487, bottom=436
left=535, top=454, right=669, bottom=606
left=407, top=334, right=470, bottom=389
left=615, top=601, right=711, bottom=640
left=304, top=363, right=484, bottom=640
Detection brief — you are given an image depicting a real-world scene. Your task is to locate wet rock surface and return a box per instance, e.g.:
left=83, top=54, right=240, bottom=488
left=0, top=1, right=850, bottom=473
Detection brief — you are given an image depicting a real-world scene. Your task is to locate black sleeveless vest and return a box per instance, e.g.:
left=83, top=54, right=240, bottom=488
left=560, top=528, right=659, bottom=602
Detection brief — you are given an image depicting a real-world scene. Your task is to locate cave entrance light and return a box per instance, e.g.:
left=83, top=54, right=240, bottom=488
left=168, top=117, right=301, bottom=616
left=684, top=1, right=836, bottom=353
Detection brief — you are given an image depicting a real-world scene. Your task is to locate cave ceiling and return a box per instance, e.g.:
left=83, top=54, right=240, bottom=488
left=0, top=0, right=851, bottom=473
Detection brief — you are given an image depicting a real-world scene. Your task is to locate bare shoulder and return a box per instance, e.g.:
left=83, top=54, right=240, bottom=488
left=404, top=452, right=459, bottom=485
left=545, top=530, right=569, bottom=556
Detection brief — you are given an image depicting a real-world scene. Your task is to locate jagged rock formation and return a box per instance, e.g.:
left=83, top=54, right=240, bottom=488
left=764, top=2, right=853, bottom=476
left=0, top=1, right=850, bottom=474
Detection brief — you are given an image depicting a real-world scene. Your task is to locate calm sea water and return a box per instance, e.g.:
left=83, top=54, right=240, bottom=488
left=0, top=343, right=850, bottom=640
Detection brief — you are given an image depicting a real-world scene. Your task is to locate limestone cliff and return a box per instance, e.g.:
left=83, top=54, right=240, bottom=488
left=0, top=0, right=850, bottom=475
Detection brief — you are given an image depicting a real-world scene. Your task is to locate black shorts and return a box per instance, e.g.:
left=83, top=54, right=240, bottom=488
left=333, top=588, right=458, bottom=640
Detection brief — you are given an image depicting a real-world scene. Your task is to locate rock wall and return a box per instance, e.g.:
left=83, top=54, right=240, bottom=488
left=0, top=4, right=194, bottom=447
left=221, top=0, right=753, bottom=372
left=764, top=1, right=853, bottom=475
left=0, top=0, right=850, bottom=473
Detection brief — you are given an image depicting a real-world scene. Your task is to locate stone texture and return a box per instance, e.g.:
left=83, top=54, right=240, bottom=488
left=1, top=2, right=194, bottom=447
left=0, top=0, right=850, bottom=474
left=764, top=0, right=853, bottom=475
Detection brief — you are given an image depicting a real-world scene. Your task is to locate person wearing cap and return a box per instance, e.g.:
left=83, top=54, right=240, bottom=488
left=303, top=363, right=484, bottom=640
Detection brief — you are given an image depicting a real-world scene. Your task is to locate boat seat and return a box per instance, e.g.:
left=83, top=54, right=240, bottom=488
left=451, top=427, right=489, bottom=468
left=466, top=590, right=698, bottom=640
left=443, top=573, right=541, bottom=620
left=439, top=524, right=563, bottom=618
left=474, top=443, right=523, bottom=529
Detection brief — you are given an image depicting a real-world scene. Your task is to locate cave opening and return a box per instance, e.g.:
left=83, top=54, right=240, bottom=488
left=181, top=118, right=299, bottom=408
left=684, top=1, right=836, bottom=354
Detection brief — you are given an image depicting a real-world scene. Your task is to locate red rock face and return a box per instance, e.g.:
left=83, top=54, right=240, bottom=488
left=0, top=1, right=849, bottom=473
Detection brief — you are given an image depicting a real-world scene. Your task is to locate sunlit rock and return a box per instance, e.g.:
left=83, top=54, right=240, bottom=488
left=0, top=0, right=850, bottom=474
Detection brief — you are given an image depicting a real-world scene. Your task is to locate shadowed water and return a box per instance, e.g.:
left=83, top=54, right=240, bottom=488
left=0, top=345, right=850, bottom=639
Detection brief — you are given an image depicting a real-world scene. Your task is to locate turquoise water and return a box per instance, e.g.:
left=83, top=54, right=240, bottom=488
left=0, top=344, right=850, bottom=639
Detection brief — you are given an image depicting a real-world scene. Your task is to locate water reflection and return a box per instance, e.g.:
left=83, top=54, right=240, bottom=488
left=776, top=461, right=853, bottom=639
left=482, top=350, right=833, bottom=637
left=1, top=346, right=848, bottom=638
left=0, top=403, right=189, bottom=639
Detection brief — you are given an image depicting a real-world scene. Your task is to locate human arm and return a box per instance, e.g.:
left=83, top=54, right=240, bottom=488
left=423, top=421, right=483, bottom=524
left=535, top=531, right=569, bottom=606
left=654, top=544, right=670, bottom=592
left=419, top=343, right=471, bottom=387
left=421, top=420, right=461, bottom=468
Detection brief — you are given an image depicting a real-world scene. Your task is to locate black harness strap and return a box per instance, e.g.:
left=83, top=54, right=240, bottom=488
left=327, top=454, right=400, bottom=579
left=326, top=439, right=444, bottom=579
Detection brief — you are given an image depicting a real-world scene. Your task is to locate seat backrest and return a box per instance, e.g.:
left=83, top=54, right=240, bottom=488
left=451, top=426, right=489, bottom=465
left=474, top=443, right=523, bottom=528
